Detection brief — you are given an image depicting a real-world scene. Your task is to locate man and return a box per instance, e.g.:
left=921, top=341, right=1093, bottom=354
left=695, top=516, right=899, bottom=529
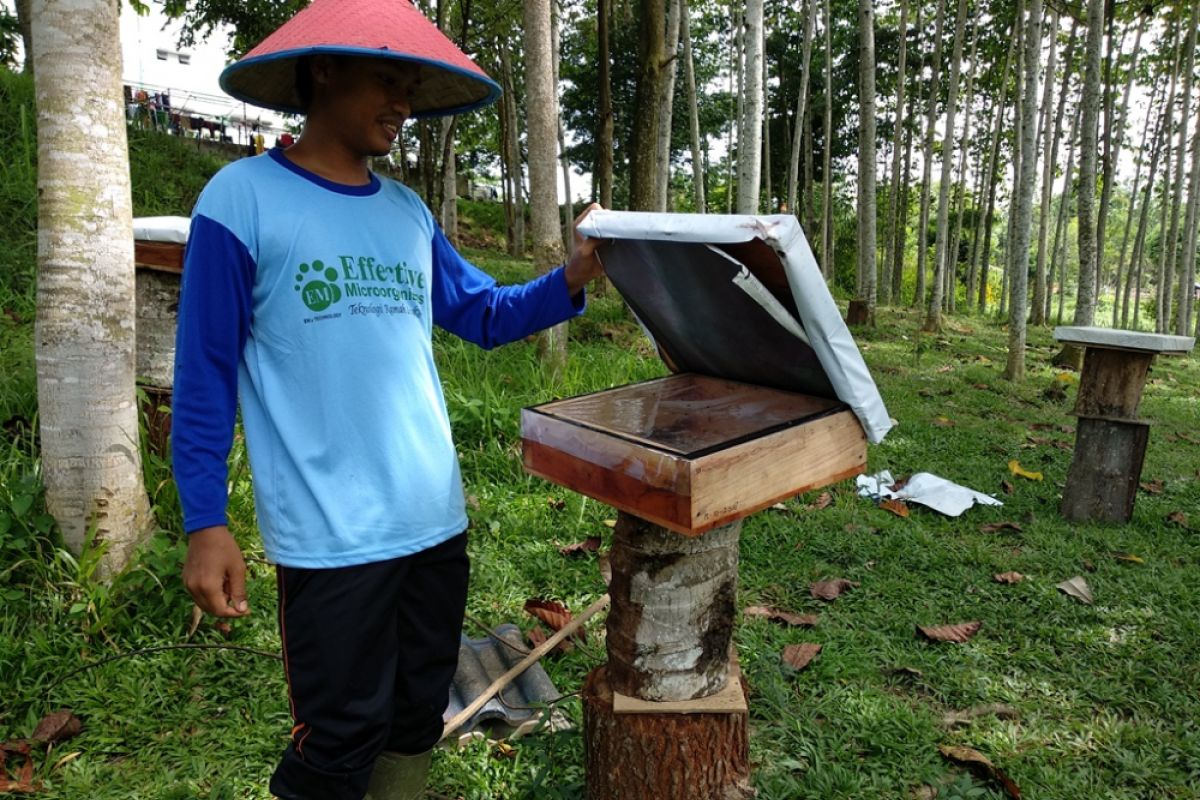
left=171, top=1, right=603, bottom=798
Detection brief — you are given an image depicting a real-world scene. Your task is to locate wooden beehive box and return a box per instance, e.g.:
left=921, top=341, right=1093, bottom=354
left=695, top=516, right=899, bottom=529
left=520, top=211, right=891, bottom=535
left=523, top=373, right=866, bottom=535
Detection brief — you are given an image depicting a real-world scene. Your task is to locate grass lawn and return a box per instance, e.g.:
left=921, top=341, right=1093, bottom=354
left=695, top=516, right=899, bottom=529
left=1, top=247, right=1198, bottom=800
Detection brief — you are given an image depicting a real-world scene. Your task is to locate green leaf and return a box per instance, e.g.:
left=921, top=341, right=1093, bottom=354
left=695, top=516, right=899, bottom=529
left=11, top=494, right=33, bottom=516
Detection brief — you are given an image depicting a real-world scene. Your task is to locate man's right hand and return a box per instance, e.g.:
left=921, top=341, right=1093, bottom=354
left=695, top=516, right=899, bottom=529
left=182, top=525, right=250, bottom=617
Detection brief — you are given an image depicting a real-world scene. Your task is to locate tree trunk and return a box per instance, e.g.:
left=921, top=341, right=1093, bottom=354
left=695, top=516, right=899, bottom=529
left=1004, top=0, right=1043, bottom=381
left=1049, top=105, right=1081, bottom=327
left=820, top=0, right=834, bottom=277
left=653, top=0, right=682, bottom=212
left=1173, top=2, right=1200, bottom=335
left=523, top=0, right=568, bottom=375
left=974, top=29, right=1017, bottom=314
left=1066, top=0, right=1103, bottom=338
left=1113, top=79, right=1160, bottom=328
left=681, top=0, right=705, bottom=213
left=923, top=0, right=967, bottom=331
left=946, top=19, right=980, bottom=316
left=1125, top=101, right=1166, bottom=329
left=787, top=0, right=815, bottom=218
left=500, top=46, right=525, bottom=257
left=597, top=0, right=614, bottom=210
left=763, top=53, right=772, bottom=211
left=880, top=0, right=907, bottom=307
left=1096, top=15, right=1145, bottom=323
left=913, top=0, right=947, bottom=307
left=552, top=0, right=574, bottom=252
left=440, top=116, right=458, bottom=244
left=1034, top=17, right=1077, bottom=326
left=631, top=0, right=667, bottom=211
left=32, top=0, right=152, bottom=574
left=1149, top=26, right=1184, bottom=330
left=892, top=123, right=914, bottom=305
left=736, top=0, right=763, bottom=214
left=805, top=106, right=816, bottom=238
left=855, top=0, right=877, bottom=322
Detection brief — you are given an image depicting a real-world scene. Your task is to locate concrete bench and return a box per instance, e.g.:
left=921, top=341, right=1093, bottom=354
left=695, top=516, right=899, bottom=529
left=1054, top=326, right=1195, bottom=522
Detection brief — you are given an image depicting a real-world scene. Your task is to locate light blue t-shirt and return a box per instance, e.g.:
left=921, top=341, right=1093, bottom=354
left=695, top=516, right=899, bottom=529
left=173, top=149, right=583, bottom=567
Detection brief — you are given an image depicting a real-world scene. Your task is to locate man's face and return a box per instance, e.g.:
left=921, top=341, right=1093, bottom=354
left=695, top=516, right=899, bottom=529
left=310, top=57, right=420, bottom=158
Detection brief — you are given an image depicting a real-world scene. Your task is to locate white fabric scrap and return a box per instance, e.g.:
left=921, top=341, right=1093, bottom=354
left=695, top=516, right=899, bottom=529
left=856, top=470, right=1002, bottom=517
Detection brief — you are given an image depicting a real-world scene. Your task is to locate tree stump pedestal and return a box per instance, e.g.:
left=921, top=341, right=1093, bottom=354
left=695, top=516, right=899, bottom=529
left=1054, top=327, right=1194, bottom=522
left=581, top=513, right=752, bottom=800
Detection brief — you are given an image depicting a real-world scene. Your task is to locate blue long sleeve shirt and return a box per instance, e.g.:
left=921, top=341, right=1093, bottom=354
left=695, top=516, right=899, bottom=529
left=172, top=149, right=584, bottom=567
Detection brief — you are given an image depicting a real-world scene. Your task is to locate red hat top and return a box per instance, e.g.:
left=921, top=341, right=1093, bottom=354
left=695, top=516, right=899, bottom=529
left=219, top=0, right=500, bottom=118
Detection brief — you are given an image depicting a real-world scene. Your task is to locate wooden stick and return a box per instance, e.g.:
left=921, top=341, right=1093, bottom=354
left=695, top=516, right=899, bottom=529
left=440, top=593, right=611, bottom=742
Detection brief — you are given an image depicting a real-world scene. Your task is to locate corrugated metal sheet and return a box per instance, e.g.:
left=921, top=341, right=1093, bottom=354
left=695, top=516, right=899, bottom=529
left=443, top=623, right=567, bottom=740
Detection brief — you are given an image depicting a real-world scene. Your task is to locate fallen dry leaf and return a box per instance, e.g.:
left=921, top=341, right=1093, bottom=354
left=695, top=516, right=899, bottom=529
left=1056, top=575, right=1094, bottom=604
left=50, top=751, right=81, bottom=771
left=880, top=498, right=911, bottom=518
left=993, top=571, right=1024, bottom=584
left=912, top=785, right=939, bottom=800
left=558, top=536, right=601, bottom=557
left=31, top=710, right=81, bottom=744
left=889, top=474, right=912, bottom=492
left=1167, top=511, right=1190, bottom=529
left=523, top=598, right=584, bottom=641
left=810, top=579, right=859, bottom=601
left=1139, top=480, right=1164, bottom=495
left=939, top=744, right=1022, bottom=799
left=0, top=740, right=37, bottom=793
left=781, top=643, right=821, bottom=672
left=932, top=416, right=957, bottom=427
left=744, top=606, right=818, bottom=627
left=1007, top=460, right=1044, bottom=481
left=1000, top=480, right=1015, bottom=495
left=972, top=382, right=990, bottom=390
left=979, top=522, right=1023, bottom=534
left=187, top=603, right=203, bottom=638
left=917, top=621, right=983, bottom=643
left=526, top=624, right=572, bottom=654
left=1111, top=552, right=1144, bottom=565
left=806, top=492, right=833, bottom=511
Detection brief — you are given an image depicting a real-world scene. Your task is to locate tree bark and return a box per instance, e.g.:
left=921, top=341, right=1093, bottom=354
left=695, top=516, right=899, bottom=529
left=653, top=0, right=682, bottom=212
left=1174, top=1, right=1200, bottom=335
left=1113, top=79, right=1160, bottom=328
left=597, top=0, right=614, bottom=210
left=1071, top=0, right=1104, bottom=330
left=736, top=0, right=763, bottom=214
left=1034, top=17, right=1077, bottom=325
left=923, top=0, right=967, bottom=331
left=880, top=0, right=908, bottom=307
left=892, top=123, right=914, bottom=305
left=855, top=0, right=877, bottom=321
left=680, top=0, right=705, bottom=213
left=913, top=0, right=947, bottom=307
left=523, top=0, right=568, bottom=374
left=1050, top=106, right=1080, bottom=327
left=787, top=0, right=815, bottom=219
left=975, top=28, right=1018, bottom=314
left=1004, top=0, right=1042, bottom=381
left=946, top=18, right=980, bottom=317
left=439, top=116, right=458, bottom=244
left=820, top=0, right=834, bottom=277
left=32, top=0, right=153, bottom=574
left=15, top=0, right=33, bottom=74
left=1096, top=14, right=1145, bottom=323
left=1124, top=99, right=1166, bottom=329
left=1154, top=24, right=1183, bottom=332
left=551, top=0, right=575, bottom=252
left=499, top=45, right=525, bottom=257
left=631, top=0, right=667, bottom=211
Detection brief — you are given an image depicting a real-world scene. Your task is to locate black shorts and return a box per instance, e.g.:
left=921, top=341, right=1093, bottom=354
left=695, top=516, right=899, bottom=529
left=268, top=532, right=469, bottom=800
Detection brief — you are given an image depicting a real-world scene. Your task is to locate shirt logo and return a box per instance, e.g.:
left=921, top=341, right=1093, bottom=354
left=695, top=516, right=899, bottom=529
left=294, top=260, right=342, bottom=312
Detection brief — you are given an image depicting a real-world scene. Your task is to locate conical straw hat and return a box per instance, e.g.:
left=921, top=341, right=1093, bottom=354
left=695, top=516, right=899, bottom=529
left=219, top=0, right=500, bottom=118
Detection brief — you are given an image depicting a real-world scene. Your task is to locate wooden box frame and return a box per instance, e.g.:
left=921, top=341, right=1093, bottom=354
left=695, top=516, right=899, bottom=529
left=521, top=373, right=867, bottom=535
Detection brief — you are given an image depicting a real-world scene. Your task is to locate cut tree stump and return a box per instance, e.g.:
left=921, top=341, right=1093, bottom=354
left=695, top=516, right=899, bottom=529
left=582, top=665, right=752, bottom=800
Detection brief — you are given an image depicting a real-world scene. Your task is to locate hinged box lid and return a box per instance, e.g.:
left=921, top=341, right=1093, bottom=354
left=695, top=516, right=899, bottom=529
left=577, top=211, right=891, bottom=444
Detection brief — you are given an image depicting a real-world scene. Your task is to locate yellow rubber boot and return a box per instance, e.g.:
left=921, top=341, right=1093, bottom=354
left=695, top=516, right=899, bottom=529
left=364, top=749, right=431, bottom=800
